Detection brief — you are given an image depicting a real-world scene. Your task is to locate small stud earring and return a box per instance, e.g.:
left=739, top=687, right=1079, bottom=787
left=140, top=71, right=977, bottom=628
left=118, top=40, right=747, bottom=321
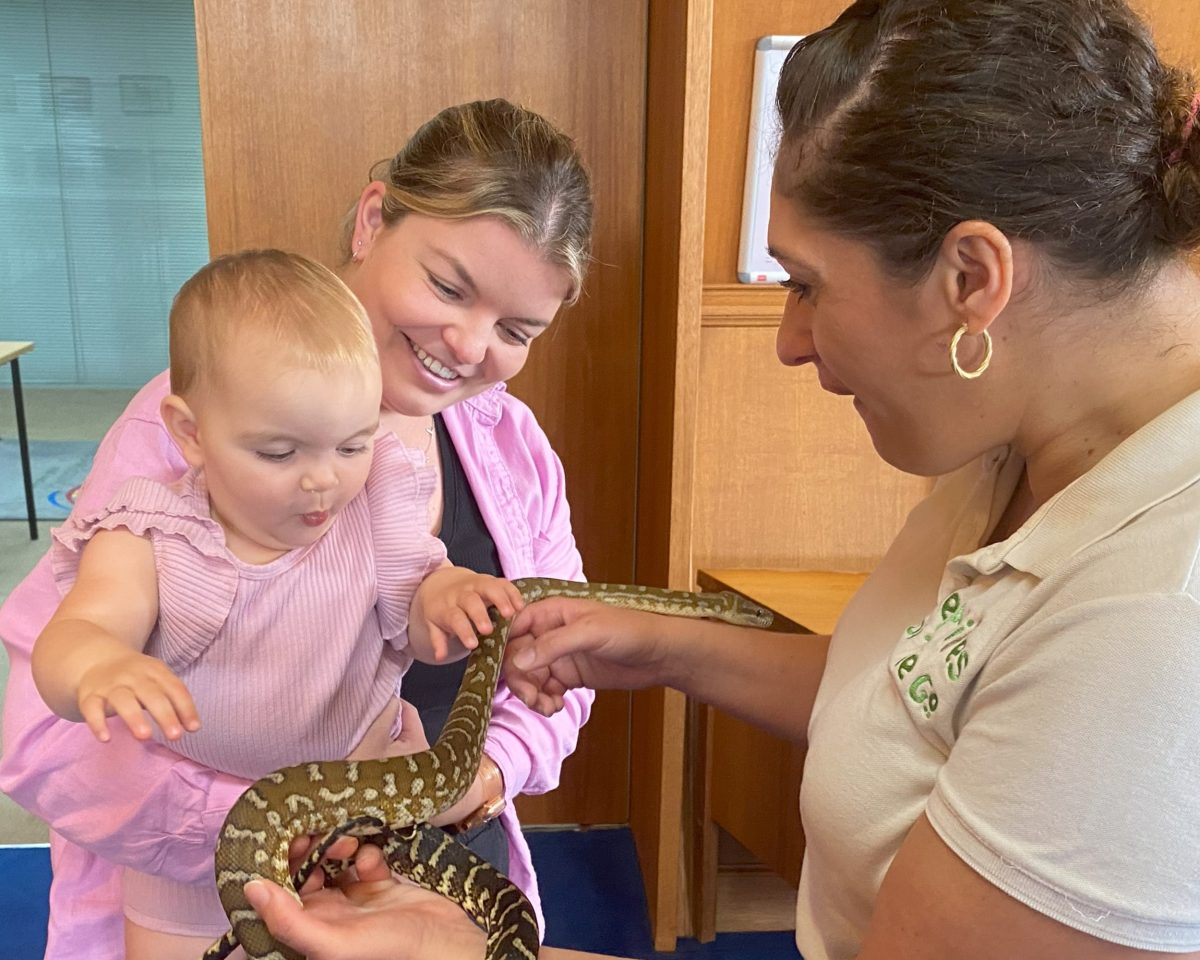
left=352, top=239, right=363, bottom=263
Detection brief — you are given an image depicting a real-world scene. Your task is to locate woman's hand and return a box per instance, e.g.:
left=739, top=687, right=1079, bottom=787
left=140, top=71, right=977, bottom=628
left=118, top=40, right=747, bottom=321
left=246, top=841, right=486, bottom=960
left=503, top=598, right=677, bottom=716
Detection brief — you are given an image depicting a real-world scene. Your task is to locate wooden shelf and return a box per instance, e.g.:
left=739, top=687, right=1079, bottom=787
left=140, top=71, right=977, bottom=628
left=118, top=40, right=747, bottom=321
left=696, top=568, right=866, bottom=635
left=700, top=283, right=788, bottom=326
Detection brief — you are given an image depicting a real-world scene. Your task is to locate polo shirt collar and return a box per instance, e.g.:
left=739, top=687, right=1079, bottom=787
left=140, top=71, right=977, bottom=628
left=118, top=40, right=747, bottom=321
left=960, top=388, right=1200, bottom=579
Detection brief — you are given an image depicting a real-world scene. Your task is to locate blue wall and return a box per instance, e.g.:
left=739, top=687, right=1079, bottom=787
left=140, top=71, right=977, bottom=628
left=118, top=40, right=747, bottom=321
left=0, top=0, right=209, bottom=388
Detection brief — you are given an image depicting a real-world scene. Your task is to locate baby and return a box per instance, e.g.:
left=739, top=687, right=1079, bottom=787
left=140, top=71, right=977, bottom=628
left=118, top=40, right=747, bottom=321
left=31, top=249, right=520, bottom=959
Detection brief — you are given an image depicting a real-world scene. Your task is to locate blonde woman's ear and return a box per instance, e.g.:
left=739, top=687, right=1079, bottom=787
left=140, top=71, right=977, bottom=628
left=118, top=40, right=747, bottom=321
left=352, top=181, right=388, bottom=256
left=160, top=394, right=205, bottom=469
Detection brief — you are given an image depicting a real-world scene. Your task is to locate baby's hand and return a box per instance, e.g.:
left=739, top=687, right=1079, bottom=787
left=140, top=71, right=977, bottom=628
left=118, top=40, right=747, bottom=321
left=76, top=651, right=200, bottom=743
left=413, top=567, right=524, bottom=663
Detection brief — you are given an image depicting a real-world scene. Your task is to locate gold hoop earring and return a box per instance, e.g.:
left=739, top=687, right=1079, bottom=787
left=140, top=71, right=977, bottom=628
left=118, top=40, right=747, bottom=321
left=949, top=324, right=993, bottom=380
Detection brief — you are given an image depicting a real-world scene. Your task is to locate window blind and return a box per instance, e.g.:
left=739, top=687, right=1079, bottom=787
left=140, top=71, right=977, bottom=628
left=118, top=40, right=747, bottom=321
left=0, top=0, right=209, bottom=387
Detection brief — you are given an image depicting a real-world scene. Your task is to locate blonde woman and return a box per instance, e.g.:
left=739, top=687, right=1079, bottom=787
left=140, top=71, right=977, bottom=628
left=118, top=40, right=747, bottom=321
left=0, top=100, right=594, bottom=959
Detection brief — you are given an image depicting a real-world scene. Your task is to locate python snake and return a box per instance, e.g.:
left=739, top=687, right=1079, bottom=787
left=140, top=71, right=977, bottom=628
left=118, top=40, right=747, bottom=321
left=202, top=577, right=773, bottom=960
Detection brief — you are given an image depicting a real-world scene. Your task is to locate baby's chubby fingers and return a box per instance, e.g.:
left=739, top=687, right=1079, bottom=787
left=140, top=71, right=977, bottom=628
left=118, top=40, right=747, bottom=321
left=424, top=625, right=461, bottom=663
left=140, top=683, right=201, bottom=741
left=161, top=673, right=201, bottom=731
left=79, top=696, right=115, bottom=742
left=421, top=608, right=480, bottom=655
left=456, top=592, right=495, bottom=638
left=103, top=687, right=155, bottom=741
left=478, top=577, right=525, bottom=620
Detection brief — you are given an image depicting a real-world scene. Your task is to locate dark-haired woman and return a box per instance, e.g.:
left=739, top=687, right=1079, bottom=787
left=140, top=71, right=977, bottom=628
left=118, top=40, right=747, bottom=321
left=249, top=1, right=1200, bottom=957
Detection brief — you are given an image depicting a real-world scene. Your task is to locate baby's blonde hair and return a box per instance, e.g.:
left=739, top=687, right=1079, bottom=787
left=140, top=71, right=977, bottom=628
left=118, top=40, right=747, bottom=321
left=169, top=249, right=377, bottom=399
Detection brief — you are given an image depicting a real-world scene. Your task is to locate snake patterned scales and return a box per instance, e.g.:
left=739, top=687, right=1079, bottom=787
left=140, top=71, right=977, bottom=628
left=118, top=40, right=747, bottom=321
left=202, top=577, right=773, bottom=960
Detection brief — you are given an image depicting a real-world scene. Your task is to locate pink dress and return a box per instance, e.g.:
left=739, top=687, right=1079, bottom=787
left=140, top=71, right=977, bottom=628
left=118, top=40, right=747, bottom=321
left=0, top=373, right=594, bottom=955
left=49, top=431, right=446, bottom=934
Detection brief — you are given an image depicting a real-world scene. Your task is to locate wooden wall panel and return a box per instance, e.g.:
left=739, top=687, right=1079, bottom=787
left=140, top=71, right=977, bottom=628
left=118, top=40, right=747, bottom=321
left=710, top=711, right=806, bottom=885
left=704, top=0, right=1200, bottom=285
left=193, top=0, right=647, bottom=827
left=692, top=0, right=1200, bottom=577
left=1133, top=0, right=1200, bottom=70
left=692, top=322, right=932, bottom=574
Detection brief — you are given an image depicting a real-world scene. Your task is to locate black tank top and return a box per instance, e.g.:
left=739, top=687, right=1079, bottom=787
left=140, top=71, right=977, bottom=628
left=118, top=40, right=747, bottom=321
left=402, top=414, right=509, bottom=868
left=401, top=412, right=503, bottom=734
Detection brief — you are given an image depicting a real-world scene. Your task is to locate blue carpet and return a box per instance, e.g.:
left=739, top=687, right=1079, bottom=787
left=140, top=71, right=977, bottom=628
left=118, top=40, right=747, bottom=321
left=0, top=845, right=51, bottom=960
left=0, top=439, right=97, bottom=521
left=0, top=829, right=798, bottom=959
left=528, top=826, right=798, bottom=959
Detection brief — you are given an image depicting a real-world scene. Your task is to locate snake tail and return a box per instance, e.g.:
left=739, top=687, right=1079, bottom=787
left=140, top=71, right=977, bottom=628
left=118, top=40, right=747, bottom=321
left=383, top=823, right=539, bottom=960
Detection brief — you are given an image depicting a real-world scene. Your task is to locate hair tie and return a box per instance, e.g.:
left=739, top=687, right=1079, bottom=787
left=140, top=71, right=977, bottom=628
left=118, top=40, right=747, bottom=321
left=1168, top=90, right=1200, bottom=166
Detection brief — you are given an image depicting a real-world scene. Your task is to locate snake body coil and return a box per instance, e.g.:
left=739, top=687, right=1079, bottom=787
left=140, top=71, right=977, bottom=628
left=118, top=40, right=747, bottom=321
left=202, top=578, right=773, bottom=960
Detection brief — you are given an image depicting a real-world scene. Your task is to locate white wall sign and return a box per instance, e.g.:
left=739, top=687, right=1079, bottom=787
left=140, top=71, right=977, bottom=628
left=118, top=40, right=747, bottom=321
left=737, top=35, right=804, bottom=284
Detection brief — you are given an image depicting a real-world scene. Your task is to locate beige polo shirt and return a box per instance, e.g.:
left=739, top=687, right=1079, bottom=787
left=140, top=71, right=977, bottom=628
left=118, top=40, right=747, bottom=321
left=795, top=389, right=1200, bottom=960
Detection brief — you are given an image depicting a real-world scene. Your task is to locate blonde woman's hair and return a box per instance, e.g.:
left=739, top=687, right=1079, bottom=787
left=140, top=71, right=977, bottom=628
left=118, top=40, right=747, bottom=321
left=343, top=99, right=593, bottom=303
left=169, top=249, right=377, bottom=399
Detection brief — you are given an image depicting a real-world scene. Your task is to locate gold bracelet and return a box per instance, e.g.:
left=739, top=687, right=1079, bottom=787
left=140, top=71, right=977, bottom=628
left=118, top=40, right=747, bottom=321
left=448, top=754, right=507, bottom=835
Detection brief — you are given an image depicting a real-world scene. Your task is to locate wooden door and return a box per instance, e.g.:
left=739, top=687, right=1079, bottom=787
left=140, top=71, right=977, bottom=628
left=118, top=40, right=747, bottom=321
left=192, top=0, right=648, bottom=828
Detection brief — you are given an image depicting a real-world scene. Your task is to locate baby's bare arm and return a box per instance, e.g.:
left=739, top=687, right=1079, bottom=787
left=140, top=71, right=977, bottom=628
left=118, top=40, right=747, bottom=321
left=32, top=529, right=198, bottom=741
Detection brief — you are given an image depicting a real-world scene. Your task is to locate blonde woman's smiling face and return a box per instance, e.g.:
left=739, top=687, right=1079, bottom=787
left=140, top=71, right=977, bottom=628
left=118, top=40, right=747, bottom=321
left=345, top=213, right=573, bottom=417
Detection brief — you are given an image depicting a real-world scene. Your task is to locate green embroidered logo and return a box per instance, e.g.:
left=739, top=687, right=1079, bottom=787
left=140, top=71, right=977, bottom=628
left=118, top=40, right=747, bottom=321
left=895, top=591, right=979, bottom=720
left=944, top=637, right=969, bottom=681
left=908, top=674, right=938, bottom=717
left=896, top=654, right=919, bottom=679
left=940, top=593, right=962, bottom=622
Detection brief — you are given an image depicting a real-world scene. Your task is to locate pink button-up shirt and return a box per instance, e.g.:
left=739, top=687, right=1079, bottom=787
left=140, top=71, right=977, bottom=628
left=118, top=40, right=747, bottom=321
left=0, top=371, right=593, bottom=958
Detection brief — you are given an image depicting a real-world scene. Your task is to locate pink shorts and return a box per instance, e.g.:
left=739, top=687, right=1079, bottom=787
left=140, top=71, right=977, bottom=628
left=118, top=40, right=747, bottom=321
left=122, top=868, right=229, bottom=938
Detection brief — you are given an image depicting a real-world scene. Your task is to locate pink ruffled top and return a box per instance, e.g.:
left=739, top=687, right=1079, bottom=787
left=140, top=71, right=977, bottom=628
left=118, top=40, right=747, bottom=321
left=50, top=431, right=446, bottom=781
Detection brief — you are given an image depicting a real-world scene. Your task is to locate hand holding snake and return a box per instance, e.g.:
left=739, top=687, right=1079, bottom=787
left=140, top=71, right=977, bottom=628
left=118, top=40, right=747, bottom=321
left=242, top=839, right=489, bottom=960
